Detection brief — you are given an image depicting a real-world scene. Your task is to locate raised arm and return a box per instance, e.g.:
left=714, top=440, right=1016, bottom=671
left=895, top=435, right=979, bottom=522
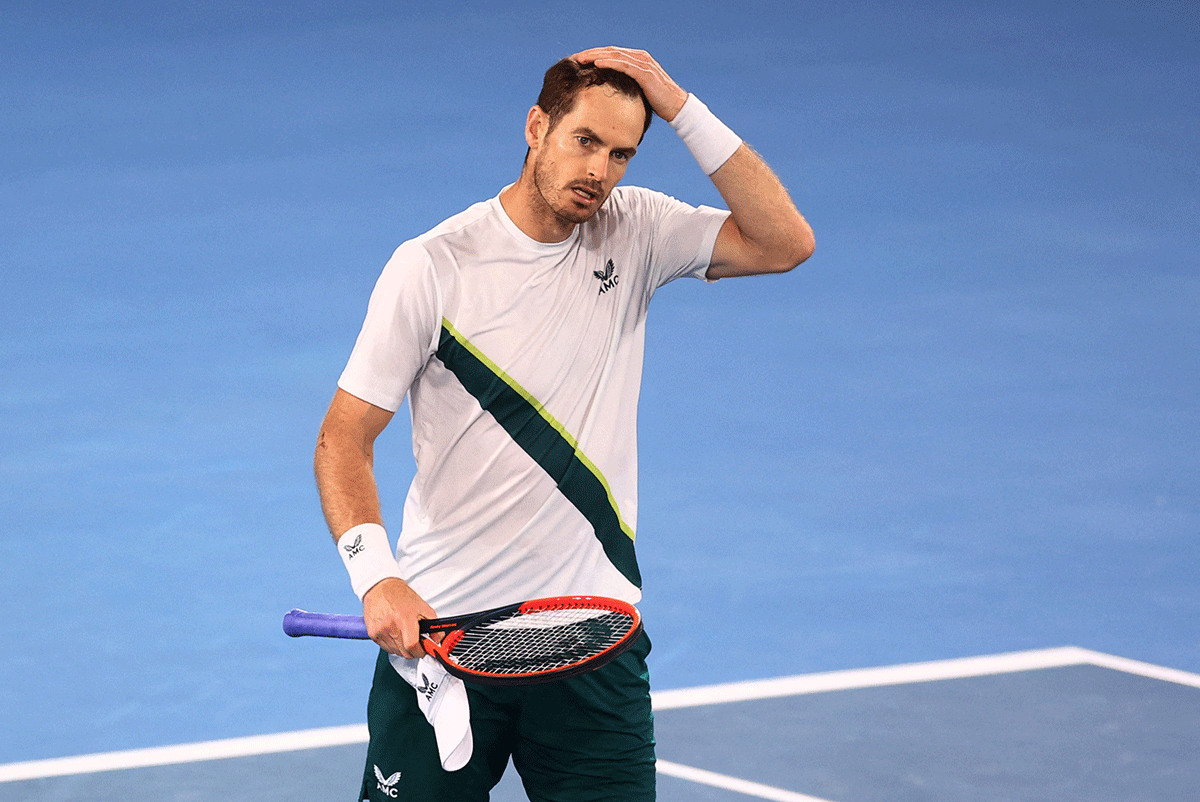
left=314, top=388, right=436, bottom=657
left=704, top=144, right=814, bottom=278
left=572, top=47, right=814, bottom=279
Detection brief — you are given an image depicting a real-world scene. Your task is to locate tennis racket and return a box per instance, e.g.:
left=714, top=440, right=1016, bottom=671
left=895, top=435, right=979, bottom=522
left=283, top=595, right=642, bottom=686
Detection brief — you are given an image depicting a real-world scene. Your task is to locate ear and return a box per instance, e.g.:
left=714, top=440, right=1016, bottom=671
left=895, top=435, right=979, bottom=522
left=525, top=105, right=549, bottom=150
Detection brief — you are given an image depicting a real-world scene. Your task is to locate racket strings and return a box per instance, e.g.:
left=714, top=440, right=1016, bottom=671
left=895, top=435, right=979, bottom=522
left=448, top=609, right=633, bottom=676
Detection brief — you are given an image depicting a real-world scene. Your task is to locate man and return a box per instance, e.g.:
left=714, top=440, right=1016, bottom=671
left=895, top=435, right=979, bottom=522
left=315, top=46, right=814, bottom=802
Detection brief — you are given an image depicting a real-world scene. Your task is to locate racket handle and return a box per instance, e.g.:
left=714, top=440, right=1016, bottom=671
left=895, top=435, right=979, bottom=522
left=283, top=600, right=523, bottom=639
left=283, top=609, right=369, bottom=639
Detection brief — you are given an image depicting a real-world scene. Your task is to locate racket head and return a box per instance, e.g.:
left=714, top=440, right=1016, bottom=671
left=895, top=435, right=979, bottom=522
left=425, top=595, right=642, bottom=686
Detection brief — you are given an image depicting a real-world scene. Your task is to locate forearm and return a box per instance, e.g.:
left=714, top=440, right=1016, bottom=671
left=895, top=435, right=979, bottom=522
left=314, top=430, right=384, bottom=539
left=709, top=143, right=815, bottom=274
left=315, top=421, right=433, bottom=656
left=314, top=389, right=393, bottom=539
left=667, top=91, right=813, bottom=277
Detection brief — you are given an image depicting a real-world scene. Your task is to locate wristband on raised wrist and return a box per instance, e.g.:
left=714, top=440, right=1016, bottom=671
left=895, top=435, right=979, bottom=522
left=669, top=93, right=743, bottom=175
left=337, top=522, right=403, bottom=601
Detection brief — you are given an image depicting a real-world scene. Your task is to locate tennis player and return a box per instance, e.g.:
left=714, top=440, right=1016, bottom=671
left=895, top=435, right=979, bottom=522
left=314, top=46, right=814, bottom=802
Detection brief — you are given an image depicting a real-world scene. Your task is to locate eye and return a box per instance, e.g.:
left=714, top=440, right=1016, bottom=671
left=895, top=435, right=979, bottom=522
left=577, top=136, right=591, bottom=147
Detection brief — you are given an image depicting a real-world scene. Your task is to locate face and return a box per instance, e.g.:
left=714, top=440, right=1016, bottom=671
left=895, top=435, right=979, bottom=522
left=526, top=85, right=644, bottom=227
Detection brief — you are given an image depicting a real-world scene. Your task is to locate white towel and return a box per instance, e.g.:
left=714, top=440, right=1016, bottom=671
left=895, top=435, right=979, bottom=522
left=389, top=654, right=473, bottom=771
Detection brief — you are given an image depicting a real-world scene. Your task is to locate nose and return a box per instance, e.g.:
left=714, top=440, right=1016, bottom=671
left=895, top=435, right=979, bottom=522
left=587, top=151, right=609, bottom=182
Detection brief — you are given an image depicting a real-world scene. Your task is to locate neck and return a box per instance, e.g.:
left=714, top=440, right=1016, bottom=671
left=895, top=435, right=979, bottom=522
left=499, top=173, right=577, bottom=244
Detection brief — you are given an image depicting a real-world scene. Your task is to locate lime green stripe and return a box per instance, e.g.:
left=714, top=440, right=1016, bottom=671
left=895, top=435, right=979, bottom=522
left=436, top=319, right=641, bottom=588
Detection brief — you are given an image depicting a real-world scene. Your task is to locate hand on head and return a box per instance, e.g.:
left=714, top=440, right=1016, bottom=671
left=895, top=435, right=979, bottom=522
left=571, top=47, right=689, bottom=123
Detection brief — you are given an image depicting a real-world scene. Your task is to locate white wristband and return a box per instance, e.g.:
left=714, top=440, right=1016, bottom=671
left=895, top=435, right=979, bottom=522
left=337, top=523, right=403, bottom=601
left=669, top=93, right=743, bottom=175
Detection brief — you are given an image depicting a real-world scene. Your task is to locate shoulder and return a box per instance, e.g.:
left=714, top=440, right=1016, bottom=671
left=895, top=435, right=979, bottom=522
left=585, top=187, right=666, bottom=240
left=412, top=198, right=498, bottom=249
left=597, top=185, right=712, bottom=227
left=383, top=198, right=503, bottom=278
left=602, top=185, right=670, bottom=216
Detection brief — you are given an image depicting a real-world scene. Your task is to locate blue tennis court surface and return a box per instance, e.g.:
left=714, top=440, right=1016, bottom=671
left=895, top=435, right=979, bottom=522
left=4, top=648, right=1199, bottom=801
left=3, top=0, right=1198, bottom=799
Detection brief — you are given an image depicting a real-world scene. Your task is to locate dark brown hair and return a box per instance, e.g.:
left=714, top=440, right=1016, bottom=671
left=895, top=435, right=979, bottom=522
left=536, top=58, right=653, bottom=139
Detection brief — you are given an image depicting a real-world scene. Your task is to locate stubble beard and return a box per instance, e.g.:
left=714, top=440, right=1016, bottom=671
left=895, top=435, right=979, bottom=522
left=531, top=153, right=603, bottom=228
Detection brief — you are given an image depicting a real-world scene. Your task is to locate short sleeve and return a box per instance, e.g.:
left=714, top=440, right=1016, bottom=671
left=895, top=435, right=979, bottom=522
left=337, top=241, right=442, bottom=412
left=634, top=188, right=731, bottom=288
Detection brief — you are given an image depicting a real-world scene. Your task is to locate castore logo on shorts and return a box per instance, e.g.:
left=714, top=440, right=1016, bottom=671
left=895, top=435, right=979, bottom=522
left=374, top=765, right=401, bottom=797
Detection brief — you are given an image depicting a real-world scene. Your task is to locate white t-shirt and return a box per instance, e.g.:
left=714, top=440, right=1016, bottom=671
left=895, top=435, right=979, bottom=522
left=338, top=185, right=729, bottom=615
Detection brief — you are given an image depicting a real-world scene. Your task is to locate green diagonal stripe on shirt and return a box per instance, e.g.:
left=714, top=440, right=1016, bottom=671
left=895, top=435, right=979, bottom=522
left=436, top=318, right=642, bottom=589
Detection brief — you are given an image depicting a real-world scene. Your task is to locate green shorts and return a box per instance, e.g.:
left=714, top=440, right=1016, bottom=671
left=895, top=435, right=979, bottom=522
left=359, top=631, right=655, bottom=802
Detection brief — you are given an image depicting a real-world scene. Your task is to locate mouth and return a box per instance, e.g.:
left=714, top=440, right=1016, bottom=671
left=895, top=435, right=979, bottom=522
left=569, top=184, right=602, bottom=205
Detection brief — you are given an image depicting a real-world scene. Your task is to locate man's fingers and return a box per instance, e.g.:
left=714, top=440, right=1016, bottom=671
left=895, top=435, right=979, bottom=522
left=570, top=46, right=687, bottom=122
left=361, top=579, right=439, bottom=657
left=572, top=46, right=653, bottom=75
left=392, top=634, right=430, bottom=660
left=366, top=619, right=429, bottom=658
left=570, top=45, right=627, bottom=61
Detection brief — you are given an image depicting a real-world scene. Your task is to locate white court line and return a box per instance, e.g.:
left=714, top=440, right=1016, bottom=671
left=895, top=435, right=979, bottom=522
left=651, top=646, right=1200, bottom=710
left=657, top=759, right=835, bottom=802
left=0, top=725, right=367, bottom=784
left=5, top=646, right=1200, bottom=784
left=652, top=645, right=1092, bottom=709
left=1069, top=648, right=1200, bottom=690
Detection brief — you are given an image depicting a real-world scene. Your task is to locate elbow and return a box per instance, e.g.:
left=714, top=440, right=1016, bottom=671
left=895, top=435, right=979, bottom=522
left=765, top=227, right=815, bottom=274
left=789, top=230, right=816, bottom=270
left=790, top=217, right=816, bottom=267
